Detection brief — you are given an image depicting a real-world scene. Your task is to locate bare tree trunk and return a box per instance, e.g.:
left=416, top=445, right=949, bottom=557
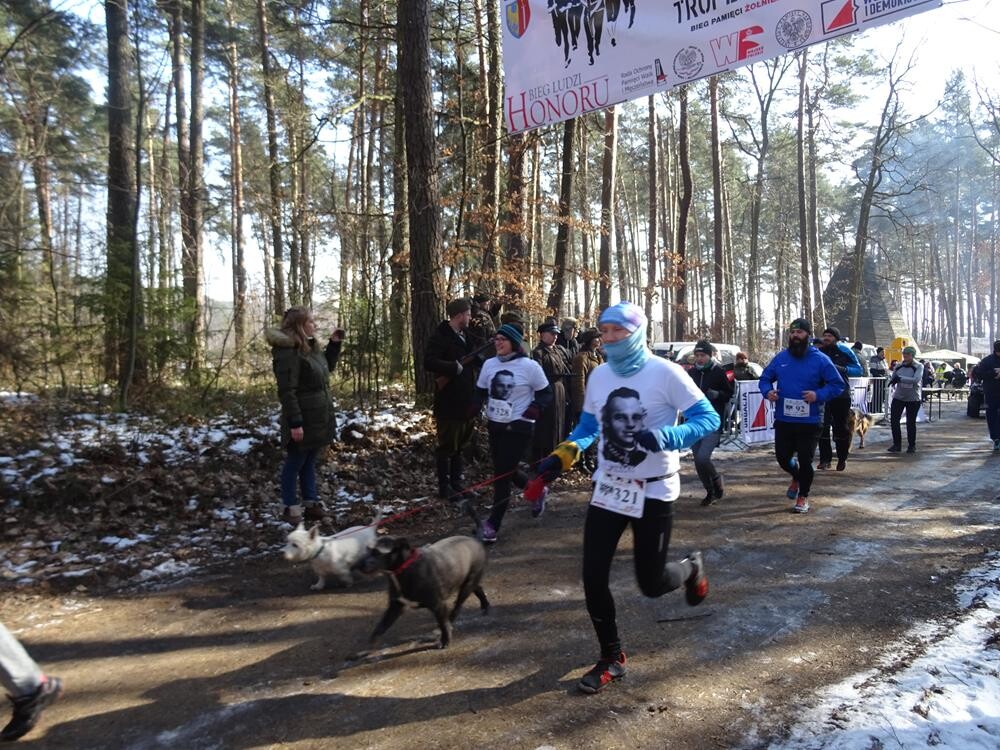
left=598, top=107, right=617, bottom=311
left=480, top=0, right=502, bottom=282
left=796, top=51, right=812, bottom=318
left=106, top=0, right=136, bottom=386
left=256, top=0, right=284, bottom=315
left=183, top=0, right=206, bottom=374
left=225, top=0, right=245, bottom=350
left=399, top=0, right=444, bottom=393
left=504, top=133, right=528, bottom=306
left=675, top=86, right=692, bottom=341
left=646, top=96, right=658, bottom=338
left=547, top=119, right=576, bottom=312
left=709, top=77, right=724, bottom=338
left=579, top=120, right=592, bottom=321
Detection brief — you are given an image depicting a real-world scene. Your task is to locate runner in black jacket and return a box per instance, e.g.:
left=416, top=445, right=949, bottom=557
left=686, top=341, right=734, bottom=505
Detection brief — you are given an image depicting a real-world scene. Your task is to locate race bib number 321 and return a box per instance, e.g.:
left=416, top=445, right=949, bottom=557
left=590, top=473, right=646, bottom=518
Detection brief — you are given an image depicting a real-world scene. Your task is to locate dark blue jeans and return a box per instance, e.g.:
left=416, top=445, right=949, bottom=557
left=986, top=400, right=1000, bottom=441
left=281, top=445, right=320, bottom=506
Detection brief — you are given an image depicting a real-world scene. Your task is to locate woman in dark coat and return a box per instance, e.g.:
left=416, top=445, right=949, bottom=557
left=267, top=306, right=343, bottom=523
left=531, top=322, right=572, bottom=462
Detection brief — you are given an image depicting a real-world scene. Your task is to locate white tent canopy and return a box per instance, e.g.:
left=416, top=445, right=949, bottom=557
left=919, top=349, right=981, bottom=365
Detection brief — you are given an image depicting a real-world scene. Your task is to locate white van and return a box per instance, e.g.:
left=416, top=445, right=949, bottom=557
left=651, top=341, right=697, bottom=361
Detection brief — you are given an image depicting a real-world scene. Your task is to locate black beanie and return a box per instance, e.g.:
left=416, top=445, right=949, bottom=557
left=823, top=326, right=841, bottom=341
left=789, top=318, right=812, bottom=334
left=693, top=340, right=715, bottom=355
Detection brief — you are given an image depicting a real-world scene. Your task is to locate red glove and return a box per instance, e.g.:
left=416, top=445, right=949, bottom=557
left=524, top=475, right=549, bottom=503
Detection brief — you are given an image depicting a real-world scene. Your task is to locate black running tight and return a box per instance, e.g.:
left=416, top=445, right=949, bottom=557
left=774, top=420, right=820, bottom=497
left=582, top=499, right=691, bottom=657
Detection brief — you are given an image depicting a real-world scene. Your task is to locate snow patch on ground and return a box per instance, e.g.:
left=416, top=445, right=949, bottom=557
left=747, top=554, right=1000, bottom=749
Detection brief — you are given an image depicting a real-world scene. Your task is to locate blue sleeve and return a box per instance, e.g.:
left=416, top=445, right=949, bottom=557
left=565, top=410, right=600, bottom=451
left=837, top=343, right=863, bottom=377
left=657, top=397, right=720, bottom=450
left=815, top=356, right=847, bottom=403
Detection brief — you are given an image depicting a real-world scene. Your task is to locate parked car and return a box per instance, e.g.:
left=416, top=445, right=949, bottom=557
left=967, top=376, right=984, bottom=418
left=672, top=343, right=744, bottom=367
left=651, top=341, right=697, bottom=361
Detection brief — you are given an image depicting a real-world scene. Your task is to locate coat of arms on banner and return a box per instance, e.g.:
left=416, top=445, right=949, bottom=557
left=506, top=0, right=531, bottom=39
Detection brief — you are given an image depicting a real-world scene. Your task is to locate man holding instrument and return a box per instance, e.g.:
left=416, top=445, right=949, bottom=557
left=425, top=298, right=487, bottom=500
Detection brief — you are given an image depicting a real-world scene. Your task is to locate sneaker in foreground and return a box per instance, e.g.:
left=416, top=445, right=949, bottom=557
left=1, top=676, right=62, bottom=741
left=816, top=461, right=831, bottom=470
left=578, top=652, right=627, bottom=694
left=684, top=550, right=708, bottom=606
left=700, top=491, right=716, bottom=507
left=786, top=479, right=799, bottom=500
left=905, top=445, right=916, bottom=454
left=887, top=444, right=901, bottom=453
left=792, top=495, right=810, bottom=514
left=479, top=519, right=498, bottom=544
left=281, top=504, right=303, bottom=525
left=836, top=459, right=846, bottom=471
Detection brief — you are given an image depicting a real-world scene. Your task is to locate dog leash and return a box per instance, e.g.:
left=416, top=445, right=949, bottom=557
left=315, top=457, right=549, bottom=538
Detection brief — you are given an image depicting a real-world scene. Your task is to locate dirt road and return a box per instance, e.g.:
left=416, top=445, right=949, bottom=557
left=3, top=402, right=997, bottom=749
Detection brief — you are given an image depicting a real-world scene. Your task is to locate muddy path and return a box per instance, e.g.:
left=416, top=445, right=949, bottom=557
left=3, top=403, right=998, bottom=749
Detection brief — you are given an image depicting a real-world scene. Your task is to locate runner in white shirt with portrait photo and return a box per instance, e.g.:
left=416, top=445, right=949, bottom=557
left=523, top=302, right=719, bottom=694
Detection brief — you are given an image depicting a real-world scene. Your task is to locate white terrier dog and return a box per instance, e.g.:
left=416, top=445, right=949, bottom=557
left=283, top=511, right=381, bottom=590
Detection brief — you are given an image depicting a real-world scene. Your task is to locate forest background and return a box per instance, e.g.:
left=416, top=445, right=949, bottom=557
left=1, top=0, right=999, bottom=409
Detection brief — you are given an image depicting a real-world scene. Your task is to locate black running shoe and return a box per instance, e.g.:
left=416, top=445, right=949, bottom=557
left=1, top=676, right=62, bottom=741
left=578, top=652, right=627, bottom=694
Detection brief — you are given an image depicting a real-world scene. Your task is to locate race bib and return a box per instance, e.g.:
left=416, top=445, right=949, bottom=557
left=486, top=398, right=513, bottom=422
left=590, top=473, right=646, bottom=518
left=783, top=398, right=809, bottom=418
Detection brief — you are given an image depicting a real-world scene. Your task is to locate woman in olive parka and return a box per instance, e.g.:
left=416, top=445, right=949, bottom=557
left=266, top=306, right=344, bottom=523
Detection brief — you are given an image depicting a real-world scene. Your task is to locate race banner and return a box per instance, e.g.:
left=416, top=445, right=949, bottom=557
left=737, top=380, right=774, bottom=446
left=737, top=378, right=870, bottom=445
left=849, top=377, right=870, bottom=415
left=502, top=0, right=941, bottom=133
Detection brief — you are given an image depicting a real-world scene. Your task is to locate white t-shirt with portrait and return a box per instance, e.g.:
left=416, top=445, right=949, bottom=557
left=584, top=356, right=704, bottom=500
left=477, top=355, right=550, bottom=424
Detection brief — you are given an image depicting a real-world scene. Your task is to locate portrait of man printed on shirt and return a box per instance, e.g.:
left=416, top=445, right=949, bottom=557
left=601, top=386, right=647, bottom=467
left=489, top=370, right=516, bottom=401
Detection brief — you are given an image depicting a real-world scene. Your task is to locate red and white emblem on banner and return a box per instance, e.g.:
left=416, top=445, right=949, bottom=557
left=506, top=0, right=531, bottom=39
left=710, top=25, right=765, bottom=67
left=821, top=0, right=857, bottom=33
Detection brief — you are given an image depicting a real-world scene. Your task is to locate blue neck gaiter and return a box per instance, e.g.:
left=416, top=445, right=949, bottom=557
left=603, top=326, right=649, bottom=377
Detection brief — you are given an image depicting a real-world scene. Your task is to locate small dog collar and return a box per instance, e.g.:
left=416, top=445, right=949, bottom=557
left=309, top=540, right=327, bottom=560
left=391, top=549, right=422, bottom=575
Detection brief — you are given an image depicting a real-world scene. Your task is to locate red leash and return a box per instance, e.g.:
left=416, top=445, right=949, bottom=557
left=322, top=457, right=547, bottom=536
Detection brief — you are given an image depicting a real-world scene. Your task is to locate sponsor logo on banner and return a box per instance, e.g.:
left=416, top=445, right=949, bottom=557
left=673, top=45, right=705, bottom=80
left=506, top=0, right=531, bottom=38
left=775, top=9, right=813, bottom=47
left=821, top=0, right=857, bottom=32
left=737, top=382, right=775, bottom=445
left=655, top=58, right=667, bottom=83
left=710, top=25, right=764, bottom=67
